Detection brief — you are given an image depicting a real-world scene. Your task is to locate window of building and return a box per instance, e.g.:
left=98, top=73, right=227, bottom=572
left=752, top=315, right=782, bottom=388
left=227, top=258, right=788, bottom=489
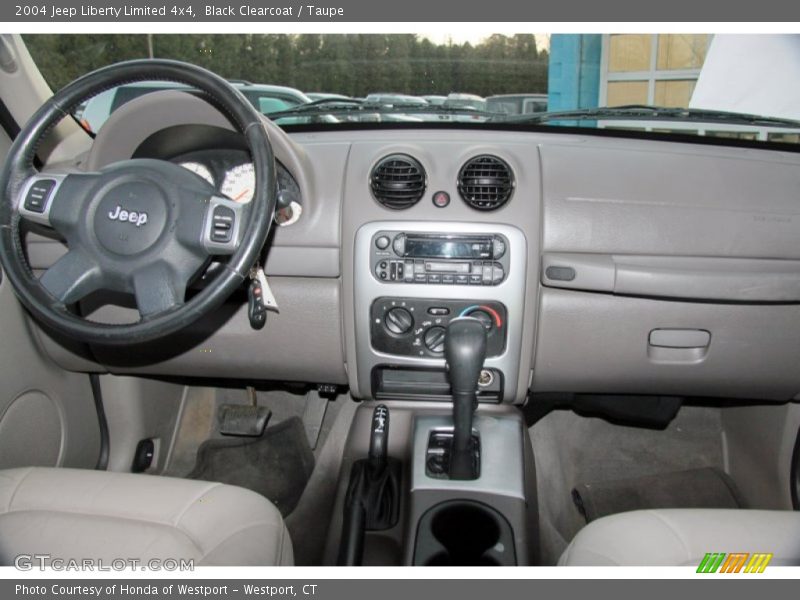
left=653, top=79, right=697, bottom=107
left=607, top=81, right=649, bottom=106
left=608, top=34, right=651, bottom=72
left=601, top=34, right=712, bottom=108
left=656, top=34, right=710, bottom=70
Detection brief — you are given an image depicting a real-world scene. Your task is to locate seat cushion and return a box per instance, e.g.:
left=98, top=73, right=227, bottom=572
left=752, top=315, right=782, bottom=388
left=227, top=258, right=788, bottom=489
left=0, top=467, right=292, bottom=566
left=559, top=508, right=800, bottom=566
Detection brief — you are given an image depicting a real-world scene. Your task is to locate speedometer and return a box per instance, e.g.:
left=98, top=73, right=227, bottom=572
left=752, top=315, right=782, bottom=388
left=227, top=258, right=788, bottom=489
left=221, top=163, right=255, bottom=203
left=180, top=161, right=214, bottom=186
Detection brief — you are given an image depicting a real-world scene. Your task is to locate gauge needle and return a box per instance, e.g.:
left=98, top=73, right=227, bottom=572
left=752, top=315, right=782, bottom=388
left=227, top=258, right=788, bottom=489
left=233, top=189, right=250, bottom=201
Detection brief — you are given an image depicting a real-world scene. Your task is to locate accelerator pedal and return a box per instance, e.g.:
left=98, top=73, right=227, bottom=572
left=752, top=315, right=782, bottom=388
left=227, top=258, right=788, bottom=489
left=217, top=386, right=271, bottom=437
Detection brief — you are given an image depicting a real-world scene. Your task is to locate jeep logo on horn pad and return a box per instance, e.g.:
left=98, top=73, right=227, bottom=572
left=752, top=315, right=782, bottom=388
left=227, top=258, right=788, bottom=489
left=107, top=205, right=148, bottom=227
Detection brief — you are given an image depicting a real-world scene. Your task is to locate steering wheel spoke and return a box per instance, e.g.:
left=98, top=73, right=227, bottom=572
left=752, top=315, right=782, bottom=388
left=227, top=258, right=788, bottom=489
left=39, top=250, right=101, bottom=305
left=17, top=172, right=98, bottom=234
left=200, top=195, right=248, bottom=256
left=16, top=173, right=68, bottom=228
left=133, top=263, right=186, bottom=317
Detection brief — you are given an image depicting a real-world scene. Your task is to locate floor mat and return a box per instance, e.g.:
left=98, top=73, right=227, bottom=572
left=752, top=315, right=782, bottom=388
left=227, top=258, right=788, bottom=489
left=572, top=466, right=743, bottom=523
left=188, top=416, right=315, bottom=517
left=530, top=406, right=726, bottom=564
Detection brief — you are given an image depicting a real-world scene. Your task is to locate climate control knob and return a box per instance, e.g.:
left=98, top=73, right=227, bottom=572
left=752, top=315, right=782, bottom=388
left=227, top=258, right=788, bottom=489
left=423, top=326, right=447, bottom=353
left=470, top=310, right=494, bottom=331
left=385, top=307, right=414, bottom=335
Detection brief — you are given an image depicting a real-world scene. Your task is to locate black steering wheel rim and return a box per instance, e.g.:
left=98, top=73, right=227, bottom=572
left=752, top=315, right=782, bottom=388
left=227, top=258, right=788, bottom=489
left=0, top=59, right=276, bottom=345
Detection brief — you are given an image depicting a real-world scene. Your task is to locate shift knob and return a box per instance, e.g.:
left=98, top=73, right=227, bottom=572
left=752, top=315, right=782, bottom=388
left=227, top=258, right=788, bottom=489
left=445, top=317, right=488, bottom=395
left=445, top=317, right=487, bottom=480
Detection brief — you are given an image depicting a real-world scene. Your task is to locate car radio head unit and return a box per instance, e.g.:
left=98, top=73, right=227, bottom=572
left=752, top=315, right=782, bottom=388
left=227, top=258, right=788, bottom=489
left=371, top=231, right=509, bottom=285
left=400, top=234, right=500, bottom=260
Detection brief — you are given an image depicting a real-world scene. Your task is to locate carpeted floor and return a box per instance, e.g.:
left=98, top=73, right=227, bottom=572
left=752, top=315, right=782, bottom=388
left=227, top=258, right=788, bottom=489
left=572, top=466, right=742, bottom=523
left=530, top=405, right=729, bottom=565
left=188, top=416, right=315, bottom=517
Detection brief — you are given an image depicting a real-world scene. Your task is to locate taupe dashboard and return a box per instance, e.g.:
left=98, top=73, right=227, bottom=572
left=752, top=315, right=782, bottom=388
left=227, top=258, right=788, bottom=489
left=29, top=90, right=800, bottom=404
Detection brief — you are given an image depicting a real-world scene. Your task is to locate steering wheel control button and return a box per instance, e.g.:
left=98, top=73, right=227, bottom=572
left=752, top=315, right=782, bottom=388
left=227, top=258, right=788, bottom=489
left=424, top=326, right=447, bottom=353
left=95, top=182, right=166, bottom=255
left=385, top=306, right=414, bottom=335
left=432, top=191, right=450, bottom=208
left=375, top=235, right=391, bottom=250
left=211, top=205, right=235, bottom=243
left=24, top=179, right=56, bottom=213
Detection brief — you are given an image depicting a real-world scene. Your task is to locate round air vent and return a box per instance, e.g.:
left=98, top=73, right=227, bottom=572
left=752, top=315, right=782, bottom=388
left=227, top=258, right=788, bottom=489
left=457, top=155, right=514, bottom=211
left=370, top=154, right=426, bottom=209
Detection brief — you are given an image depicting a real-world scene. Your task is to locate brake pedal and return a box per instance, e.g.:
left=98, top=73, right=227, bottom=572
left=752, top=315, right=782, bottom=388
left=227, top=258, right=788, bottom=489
left=217, top=387, right=271, bottom=437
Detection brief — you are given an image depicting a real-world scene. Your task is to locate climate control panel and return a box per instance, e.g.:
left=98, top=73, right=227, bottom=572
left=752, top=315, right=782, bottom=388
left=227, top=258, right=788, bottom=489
left=370, top=297, right=507, bottom=358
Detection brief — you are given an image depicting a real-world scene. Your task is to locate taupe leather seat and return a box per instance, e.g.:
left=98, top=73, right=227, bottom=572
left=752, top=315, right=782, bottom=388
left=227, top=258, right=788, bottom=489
left=559, top=508, right=800, bottom=566
left=0, top=467, right=293, bottom=566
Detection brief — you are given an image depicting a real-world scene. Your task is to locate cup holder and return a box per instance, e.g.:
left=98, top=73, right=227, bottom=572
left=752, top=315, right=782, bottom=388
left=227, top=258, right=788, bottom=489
left=413, top=500, right=516, bottom=566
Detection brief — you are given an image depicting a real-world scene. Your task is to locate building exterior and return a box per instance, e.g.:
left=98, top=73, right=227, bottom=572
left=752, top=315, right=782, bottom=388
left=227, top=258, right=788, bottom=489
left=547, top=34, right=799, bottom=143
left=548, top=34, right=710, bottom=111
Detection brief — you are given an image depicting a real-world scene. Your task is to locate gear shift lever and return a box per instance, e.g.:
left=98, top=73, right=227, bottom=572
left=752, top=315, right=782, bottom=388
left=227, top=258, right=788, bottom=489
left=445, top=317, right=487, bottom=480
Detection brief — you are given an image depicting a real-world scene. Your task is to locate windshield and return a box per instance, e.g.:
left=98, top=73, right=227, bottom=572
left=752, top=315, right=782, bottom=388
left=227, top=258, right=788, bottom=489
left=23, top=33, right=800, bottom=146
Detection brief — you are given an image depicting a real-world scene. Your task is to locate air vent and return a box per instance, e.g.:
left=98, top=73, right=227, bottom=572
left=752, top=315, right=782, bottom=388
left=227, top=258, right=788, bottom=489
left=457, top=155, right=514, bottom=210
left=370, top=154, right=426, bottom=209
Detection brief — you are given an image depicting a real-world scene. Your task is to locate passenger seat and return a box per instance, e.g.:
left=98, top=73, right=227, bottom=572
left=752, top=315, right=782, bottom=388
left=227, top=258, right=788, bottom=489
left=558, top=508, right=800, bottom=566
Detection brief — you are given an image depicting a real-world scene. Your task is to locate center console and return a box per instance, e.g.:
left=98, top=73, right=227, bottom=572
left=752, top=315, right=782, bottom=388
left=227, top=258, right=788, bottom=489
left=331, top=219, right=536, bottom=566
left=354, top=221, right=528, bottom=404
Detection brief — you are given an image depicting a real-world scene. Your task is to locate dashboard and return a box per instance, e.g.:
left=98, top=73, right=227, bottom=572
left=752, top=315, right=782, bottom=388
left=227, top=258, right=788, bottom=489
left=28, top=88, right=800, bottom=405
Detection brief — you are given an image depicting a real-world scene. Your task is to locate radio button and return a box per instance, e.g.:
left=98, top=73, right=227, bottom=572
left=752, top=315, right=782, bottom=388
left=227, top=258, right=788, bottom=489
left=392, top=234, right=406, bottom=256
left=414, top=261, right=425, bottom=274
left=482, top=265, right=493, bottom=284
left=492, top=263, right=505, bottom=283
left=404, top=260, right=414, bottom=281
left=442, top=274, right=455, bottom=285
left=414, top=273, right=428, bottom=283
left=455, top=274, right=470, bottom=285
left=469, top=274, right=483, bottom=284
left=492, top=237, right=506, bottom=259
left=375, top=236, right=391, bottom=250
left=428, top=273, right=442, bottom=284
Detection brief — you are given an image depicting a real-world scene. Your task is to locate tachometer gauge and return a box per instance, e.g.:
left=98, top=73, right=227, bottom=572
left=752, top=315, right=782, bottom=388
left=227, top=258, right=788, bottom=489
left=221, top=163, right=255, bottom=203
left=180, top=161, right=214, bottom=186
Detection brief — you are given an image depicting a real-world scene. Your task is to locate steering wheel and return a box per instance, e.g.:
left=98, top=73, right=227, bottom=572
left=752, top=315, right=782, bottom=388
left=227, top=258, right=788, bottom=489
left=0, top=59, right=276, bottom=345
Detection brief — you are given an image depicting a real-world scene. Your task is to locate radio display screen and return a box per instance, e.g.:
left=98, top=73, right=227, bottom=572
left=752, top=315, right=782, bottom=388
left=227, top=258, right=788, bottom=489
left=404, top=236, right=492, bottom=259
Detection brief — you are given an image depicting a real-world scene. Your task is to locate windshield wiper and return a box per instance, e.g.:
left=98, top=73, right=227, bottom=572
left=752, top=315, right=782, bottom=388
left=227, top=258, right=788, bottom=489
left=495, top=105, right=800, bottom=128
left=266, top=100, right=500, bottom=119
